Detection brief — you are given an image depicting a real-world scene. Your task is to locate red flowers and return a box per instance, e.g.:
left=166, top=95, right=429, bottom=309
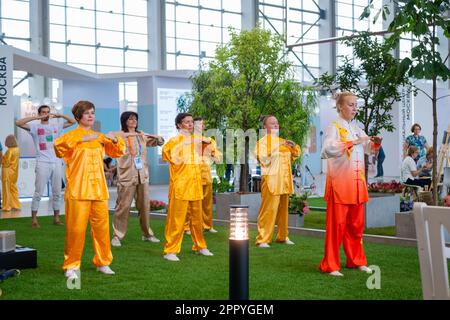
left=368, top=180, right=404, bottom=193
left=149, top=200, right=167, bottom=211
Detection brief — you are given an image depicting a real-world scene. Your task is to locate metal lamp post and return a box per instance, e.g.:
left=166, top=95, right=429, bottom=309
left=229, top=205, right=249, bottom=300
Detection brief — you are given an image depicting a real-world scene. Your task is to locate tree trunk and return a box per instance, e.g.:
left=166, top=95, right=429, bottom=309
left=239, top=137, right=250, bottom=192
left=432, top=76, right=438, bottom=205
left=365, top=154, right=369, bottom=182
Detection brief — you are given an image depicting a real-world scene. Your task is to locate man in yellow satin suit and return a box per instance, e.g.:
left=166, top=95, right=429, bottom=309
left=54, top=101, right=125, bottom=279
left=162, top=113, right=214, bottom=262
left=184, top=117, right=221, bottom=235
left=2, top=135, right=21, bottom=211
left=255, top=115, right=301, bottom=248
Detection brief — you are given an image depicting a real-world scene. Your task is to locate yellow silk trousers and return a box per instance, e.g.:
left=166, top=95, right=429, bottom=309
left=164, top=192, right=207, bottom=254
left=256, top=177, right=289, bottom=244
left=184, top=183, right=214, bottom=231
left=63, top=199, right=112, bottom=270
left=113, top=183, right=154, bottom=240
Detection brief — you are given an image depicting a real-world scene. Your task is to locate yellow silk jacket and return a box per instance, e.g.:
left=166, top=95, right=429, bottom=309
left=162, top=134, right=204, bottom=201
left=54, top=126, right=125, bottom=200
left=255, top=135, right=301, bottom=195
left=197, top=135, right=221, bottom=185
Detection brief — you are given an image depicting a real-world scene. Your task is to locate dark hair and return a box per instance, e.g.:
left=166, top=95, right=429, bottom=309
left=120, top=111, right=139, bottom=133
left=72, top=100, right=95, bottom=122
left=411, top=123, right=422, bottom=133
left=175, top=113, right=192, bottom=129
left=38, top=105, right=50, bottom=114
left=193, top=117, right=203, bottom=122
left=104, top=157, right=113, bottom=165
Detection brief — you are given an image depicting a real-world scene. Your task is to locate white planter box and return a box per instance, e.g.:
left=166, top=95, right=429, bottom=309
left=396, top=211, right=450, bottom=242
left=395, top=212, right=416, bottom=238
left=365, top=193, right=401, bottom=228
left=288, top=214, right=304, bottom=227
left=215, top=192, right=261, bottom=222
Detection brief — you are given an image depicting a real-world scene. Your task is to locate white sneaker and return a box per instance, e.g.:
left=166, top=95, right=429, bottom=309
left=358, top=266, right=373, bottom=274
left=111, top=236, right=121, bottom=247
left=197, top=248, right=214, bottom=256
left=164, top=253, right=180, bottom=262
left=284, top=239, right=295, bottom=245
left=184, top=230, right=191, bottom=235
left=329, top=271, right=344, bottom=277
left=206, top=228, right=218, bottom=233
left=258, top=243, right=270, bottom=248
left=142, top=235, right=160, bottom=243
left=64, top=268, right=79, bottom=279
left=96, top=265, right=115, bottom=275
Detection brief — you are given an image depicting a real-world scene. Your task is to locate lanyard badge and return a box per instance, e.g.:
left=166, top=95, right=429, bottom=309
left=128, top=135, right=144, bottom=170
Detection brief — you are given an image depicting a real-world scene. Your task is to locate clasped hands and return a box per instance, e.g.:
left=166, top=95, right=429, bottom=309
left=82, top=132, right=118, bottom=143
left=37, top=113, right=62, bottom=119
left=352, top=136, right=382, bottom=145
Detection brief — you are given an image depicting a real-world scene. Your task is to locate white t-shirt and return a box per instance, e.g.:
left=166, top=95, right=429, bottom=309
left=29, top=122, right=64, bottom=163
left=401, top=156, right=417, bottom=182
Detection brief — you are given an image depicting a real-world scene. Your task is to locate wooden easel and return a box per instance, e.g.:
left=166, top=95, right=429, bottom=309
left=436, top=125, right=450, bottom=182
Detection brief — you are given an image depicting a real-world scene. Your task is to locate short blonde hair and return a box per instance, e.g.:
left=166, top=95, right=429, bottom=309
left=5, top=134, right=18, bottom=148
left=408, top=146, right=419, bottom=157
left=334, top=91, right=356, bottom=113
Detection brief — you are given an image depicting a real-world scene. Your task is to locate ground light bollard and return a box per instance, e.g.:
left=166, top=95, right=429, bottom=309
left=229, top=205, right=249, bottom=300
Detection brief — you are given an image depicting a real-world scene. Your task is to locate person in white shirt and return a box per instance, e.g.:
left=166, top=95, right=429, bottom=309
left=401, top=146, right=432, bottom=189
left=16, top=105, right=76, bottom=227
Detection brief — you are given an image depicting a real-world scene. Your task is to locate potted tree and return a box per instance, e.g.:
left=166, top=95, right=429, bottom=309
left=362, top=0, right=450, bottom=204
left=181, top=27, right=315, bottom=222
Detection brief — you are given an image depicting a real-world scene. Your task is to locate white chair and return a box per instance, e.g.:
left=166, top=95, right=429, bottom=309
left=413, top=202, right=450, bottom=300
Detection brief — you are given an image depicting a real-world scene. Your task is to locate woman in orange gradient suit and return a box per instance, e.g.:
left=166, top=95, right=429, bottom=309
left=320, top=92, right=381, bottom=277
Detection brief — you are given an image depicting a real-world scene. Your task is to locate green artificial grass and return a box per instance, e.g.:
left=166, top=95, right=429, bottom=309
left=0, top=215, right=423, bottom=300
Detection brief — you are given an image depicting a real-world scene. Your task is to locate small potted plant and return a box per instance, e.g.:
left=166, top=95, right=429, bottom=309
left=288, top=192, right=310, bottom=227
left=149, top=200, right=167, bottom=213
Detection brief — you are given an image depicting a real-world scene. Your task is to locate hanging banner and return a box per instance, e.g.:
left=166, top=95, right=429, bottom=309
left=399, top=85, right=414, bottom=161
left=0, top=45, right=14, bottom=145
left=156, top=88, right=191, bottom=155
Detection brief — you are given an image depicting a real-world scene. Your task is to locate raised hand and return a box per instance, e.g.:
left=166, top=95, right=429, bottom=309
left=105, top=132, right=118, bottom=143
left=49, top=113, right=61, bottom=119
left=353, top=136, right=371, bottom=145
left=284, top=140, right=296, bottom=147
left=370, top=136, right=383, bottom=144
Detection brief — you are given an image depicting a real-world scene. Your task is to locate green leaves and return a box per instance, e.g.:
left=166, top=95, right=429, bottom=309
left=316, top=32, right=411, bottom=136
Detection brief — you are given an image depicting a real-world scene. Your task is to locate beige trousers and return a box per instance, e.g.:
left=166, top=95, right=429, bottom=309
left=112, top=183, right=155, bottom=240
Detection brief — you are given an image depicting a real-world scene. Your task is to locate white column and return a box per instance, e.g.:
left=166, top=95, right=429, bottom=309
left=148, top=0, right=166, bottom=70
left=29, top=0, right=49, bottom=100
left=318, top=0, right=335, bottom=75
left=241, top=0, right=258, bottom=31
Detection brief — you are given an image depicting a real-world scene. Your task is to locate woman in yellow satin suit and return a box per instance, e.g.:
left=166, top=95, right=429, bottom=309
left=2, top=135, right=21, bottom=211
left=162, top=113, right=214, bottom=262
left=255, top=115, right=301, bottom=248
left=54, top=101, right=125, bottom=279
